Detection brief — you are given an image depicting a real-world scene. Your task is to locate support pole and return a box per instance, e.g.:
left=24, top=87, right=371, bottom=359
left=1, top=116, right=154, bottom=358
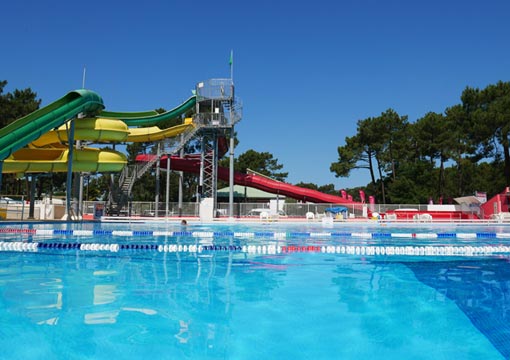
left=77, top=140, right=83, bottom=218
left=212, top=133, right=218, bottom=216
left=109, top=173, right=114, bottom=213
left=178, top=133, right=184, bottom=217
left=155, top=142, right=161, bottom=217
left=28, top=175, right=36, bottom=219
left=65, top=117, right=77, bottom=220
left=198, top=136, right=205, bottom=202
left=229, top=129, right=235, bottom=219
left=0, top=161, right=3, bottom=196
left=165, top=154, right=170, bottom=217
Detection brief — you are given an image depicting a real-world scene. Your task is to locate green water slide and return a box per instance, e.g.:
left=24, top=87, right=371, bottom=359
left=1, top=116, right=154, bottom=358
left=100, top=96, right=196, bottom=126
left=0, top=89, right=104, bottom=161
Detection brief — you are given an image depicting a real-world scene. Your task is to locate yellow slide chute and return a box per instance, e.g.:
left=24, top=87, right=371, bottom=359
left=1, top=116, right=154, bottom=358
left=2, top=117, right=193, bottom=174
left=30, top=117, right=193, bottom=146
left=30, top=118, right=130, bottom=147
left=126, top=118, right=193, bottom=142
left=5, top=148, right=127, bottom=173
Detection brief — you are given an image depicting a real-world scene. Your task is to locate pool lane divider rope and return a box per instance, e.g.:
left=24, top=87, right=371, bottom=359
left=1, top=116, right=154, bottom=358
left=2, top=241, right=510, bottom=257
left=2, top=228, right=510, bottom=256
left=1, top=228, right=510, bottom=239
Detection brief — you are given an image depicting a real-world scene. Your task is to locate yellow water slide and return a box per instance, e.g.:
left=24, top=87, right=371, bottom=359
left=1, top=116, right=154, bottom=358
left=31, top=117, right=193, bottom=146
left=3, top=118, right=129, bottom=174
left=2, top=117, right=193, bottom=173
left=125, top=118, right=193, bottom=142
left=5, top=148, right=127, bottom=173
left=30, top=118, right=130, bottom=147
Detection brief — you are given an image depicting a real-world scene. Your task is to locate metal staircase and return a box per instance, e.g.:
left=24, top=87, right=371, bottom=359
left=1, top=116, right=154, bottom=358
left=109, top=121, right=203, bottom=212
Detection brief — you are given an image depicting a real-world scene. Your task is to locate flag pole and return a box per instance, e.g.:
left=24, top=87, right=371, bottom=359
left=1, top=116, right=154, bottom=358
left=82, top=66, right=87, bottom=89
left=229, top=50, right=234, bottom=82
left=228, top=49, right=235, bottom=219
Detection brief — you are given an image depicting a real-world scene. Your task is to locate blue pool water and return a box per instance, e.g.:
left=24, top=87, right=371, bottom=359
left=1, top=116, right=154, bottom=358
left=0, top=221, right=509, bottom=359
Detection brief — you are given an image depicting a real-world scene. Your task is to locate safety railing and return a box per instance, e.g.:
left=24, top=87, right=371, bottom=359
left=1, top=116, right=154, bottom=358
left=196, top=78, right=234, bottom=100
left=0, top=200, right=498, bottom=222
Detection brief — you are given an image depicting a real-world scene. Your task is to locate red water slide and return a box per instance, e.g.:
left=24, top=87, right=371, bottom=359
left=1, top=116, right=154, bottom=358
left=136, top=154, right=360, bottom=205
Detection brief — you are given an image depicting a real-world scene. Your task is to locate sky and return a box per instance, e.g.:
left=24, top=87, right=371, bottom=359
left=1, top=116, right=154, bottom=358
left=2, top=0, right=510, bottom=189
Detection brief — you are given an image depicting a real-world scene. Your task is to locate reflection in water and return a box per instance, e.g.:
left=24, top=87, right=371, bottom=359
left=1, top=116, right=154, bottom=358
left=175, top=320, right=190, bottom=343
left=406, top=258, right=510, bottom=359
left=0, top=248, right=286, bottom=358
left=0, top=248, right=506, bottom=359
left=84, top=311, right=119, bottom=325
left=332, top=259, right=428, bottom=351
left=93, top=284, right=117, bottom=305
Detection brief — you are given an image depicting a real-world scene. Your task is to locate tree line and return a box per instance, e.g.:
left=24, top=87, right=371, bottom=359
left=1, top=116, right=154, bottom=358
left=330, top=81, right=510, bottom=204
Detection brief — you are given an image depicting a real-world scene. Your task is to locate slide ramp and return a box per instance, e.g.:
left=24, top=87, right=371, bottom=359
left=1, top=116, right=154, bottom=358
left=137, top=154, right=359, bottom=205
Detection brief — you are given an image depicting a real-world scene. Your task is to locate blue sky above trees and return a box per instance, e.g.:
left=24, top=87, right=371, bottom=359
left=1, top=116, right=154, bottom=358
left=2, top=0, right=510, bottom=188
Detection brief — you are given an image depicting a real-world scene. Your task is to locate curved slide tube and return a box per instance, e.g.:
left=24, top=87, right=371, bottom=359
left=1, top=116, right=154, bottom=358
left=30, top=117, right=193, bottom=147
left=4, top=119, right=194, bottom=173
left=136, top=154, right=360, bottom=205
left=125, top=118, right=193, bottom=142
left=3, top=148, right=126, bottom=173
left=1, top=91, right=196, bottom=175
left=5, top=116, right=193, bottom=174
left=30, top=118, right=130, bottom=147
left=0, top=89, right=104, bottom=161
left=100, top=96, right=196, bottom=127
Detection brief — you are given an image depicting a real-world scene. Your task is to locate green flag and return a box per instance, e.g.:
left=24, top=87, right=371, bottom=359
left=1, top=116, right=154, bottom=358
left=229, top=50, right=233, bottom=66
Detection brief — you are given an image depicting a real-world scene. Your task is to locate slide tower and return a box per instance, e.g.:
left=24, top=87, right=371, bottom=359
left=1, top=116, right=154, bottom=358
left=109, top=79, right=242, bottom=218
left=194, top=79, right=241, bottom=219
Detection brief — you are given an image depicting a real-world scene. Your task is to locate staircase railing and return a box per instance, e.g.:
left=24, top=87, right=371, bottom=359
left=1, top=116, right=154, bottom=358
left=111, top=122, right=204, bottom=210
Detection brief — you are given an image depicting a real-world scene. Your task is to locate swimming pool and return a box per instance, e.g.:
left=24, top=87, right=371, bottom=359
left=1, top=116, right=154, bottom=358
left=0, top=221, right=509, bottom=359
